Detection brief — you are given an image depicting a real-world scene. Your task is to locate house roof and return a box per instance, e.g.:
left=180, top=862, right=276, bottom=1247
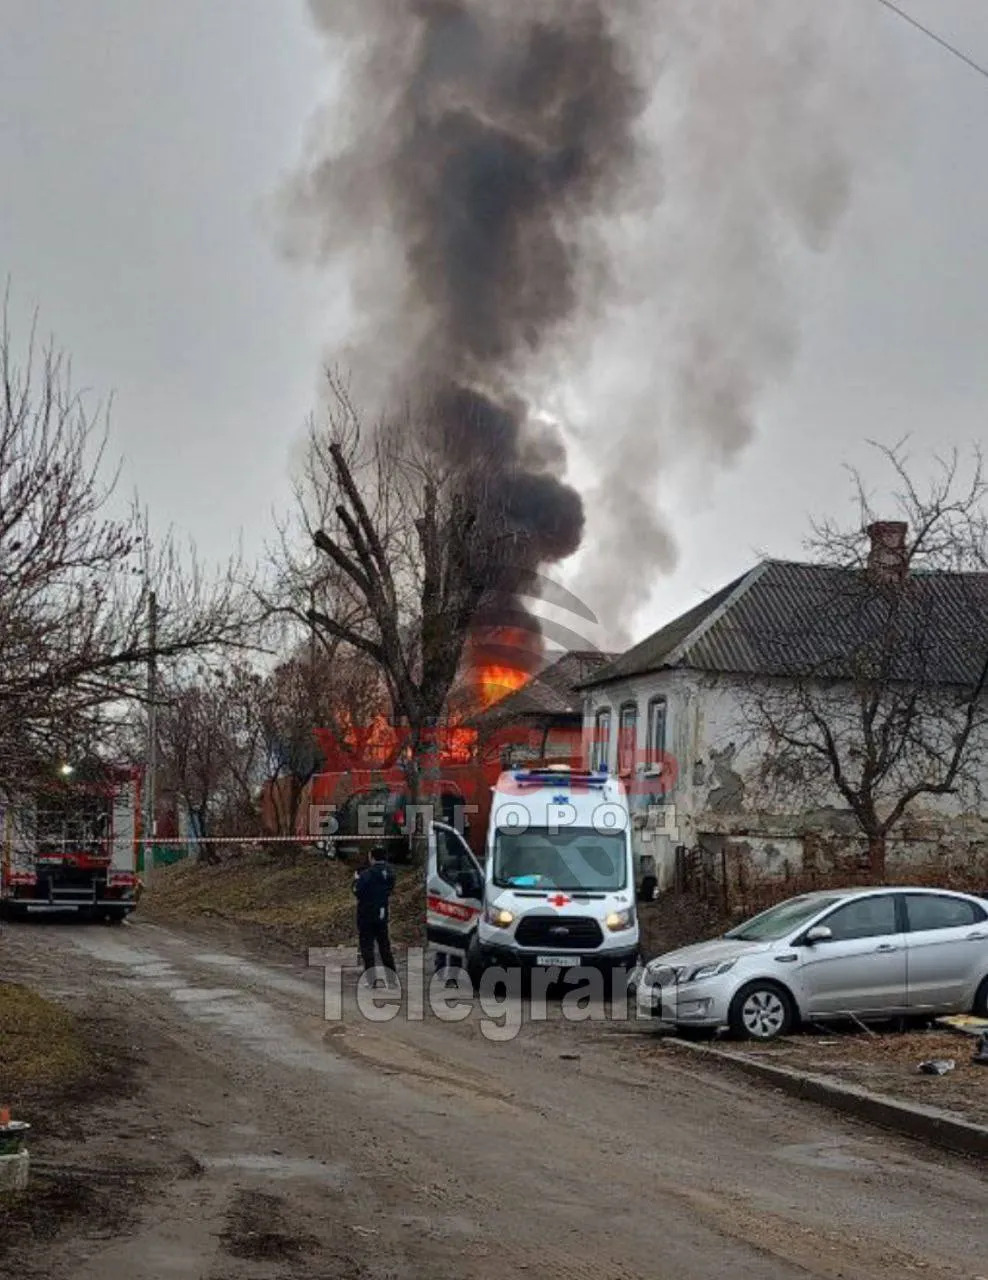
left=581, top=560, right=988, bottom=688
left=469, top=650, right=616, bottom=729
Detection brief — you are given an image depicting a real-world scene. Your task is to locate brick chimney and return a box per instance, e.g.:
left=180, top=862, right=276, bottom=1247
left=866, top=521, right=908, bottom=585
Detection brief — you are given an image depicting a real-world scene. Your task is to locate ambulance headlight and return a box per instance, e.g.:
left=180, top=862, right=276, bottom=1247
left=485, top=905, right=515, bottom=928
left=605, top=908, right=636, bottom=932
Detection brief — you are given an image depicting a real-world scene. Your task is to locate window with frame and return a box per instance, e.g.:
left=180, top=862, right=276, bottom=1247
left=618, top=703, right=638, bottom=775
left=905, top=894, right=985, bottom=932
left=591, top=707, right=612, bottom=772
left=647, top=697, right=667, bottom=765
left=819, top=895, right=897, bottom=941
left=436, top=828, right=475, bottom=887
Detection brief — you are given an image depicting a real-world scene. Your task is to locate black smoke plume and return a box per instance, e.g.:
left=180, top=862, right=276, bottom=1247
left=290, top=0, right=648, bottom=668
left=290, top=1, right=868, bottom=654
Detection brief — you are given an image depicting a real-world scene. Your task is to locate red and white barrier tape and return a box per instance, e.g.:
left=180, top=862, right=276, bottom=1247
left=137, top=834, right=386, bottom=845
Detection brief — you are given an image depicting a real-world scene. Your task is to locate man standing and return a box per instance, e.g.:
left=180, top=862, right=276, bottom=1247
left=353, top=845, right=397, bottom=984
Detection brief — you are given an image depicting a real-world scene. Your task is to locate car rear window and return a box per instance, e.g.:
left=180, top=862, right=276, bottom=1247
left=905, top=894, right=985, bottom=932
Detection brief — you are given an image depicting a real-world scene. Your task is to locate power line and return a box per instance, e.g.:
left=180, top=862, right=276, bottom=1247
left=874, top=0, right=988, bottom=83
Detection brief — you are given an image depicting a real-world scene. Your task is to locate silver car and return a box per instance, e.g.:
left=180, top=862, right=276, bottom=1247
left=635, top=886, right=988, bottom=1041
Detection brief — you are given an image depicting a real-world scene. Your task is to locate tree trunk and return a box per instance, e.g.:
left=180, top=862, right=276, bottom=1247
left=284, top=777, right=303, bottom=862
left=404, top=715, right=442, bottom=955
left=867, top=831, right=887, bottom=880
left=409, top=715, right=441, bottom=865
left=193, top=808, right=218, bottom=865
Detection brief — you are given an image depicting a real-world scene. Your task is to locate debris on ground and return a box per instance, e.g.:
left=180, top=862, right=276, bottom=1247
left=936, top=1014, right=988, bottom=1037
left=917, top=1059, right=955, bottom=1076
left=676, top=1028, right=988, bottom=1128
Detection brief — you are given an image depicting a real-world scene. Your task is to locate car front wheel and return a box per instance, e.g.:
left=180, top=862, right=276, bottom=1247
left=973, top=975, right=988, bottom=1019
left=728, top=981, right=794, bottom=1042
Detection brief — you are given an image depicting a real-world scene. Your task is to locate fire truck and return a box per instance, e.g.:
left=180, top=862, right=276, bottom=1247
left=0, top=763, right=142, bottom=921
left=305, top=718, right=519, bottom=862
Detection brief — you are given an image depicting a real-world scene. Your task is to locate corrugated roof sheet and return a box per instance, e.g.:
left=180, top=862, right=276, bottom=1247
left=578, top=572, right=749, bottom=686
left=583, top=561, right=988, bottom=687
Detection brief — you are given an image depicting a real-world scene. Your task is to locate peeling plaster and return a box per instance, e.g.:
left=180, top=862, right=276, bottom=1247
left=707, top=745, right=745, bottom=813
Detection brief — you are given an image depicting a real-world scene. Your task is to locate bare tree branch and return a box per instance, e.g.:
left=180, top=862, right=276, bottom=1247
left=740, top=442, right=988, bottom=876
left=0, top=294, right=260, bottom=792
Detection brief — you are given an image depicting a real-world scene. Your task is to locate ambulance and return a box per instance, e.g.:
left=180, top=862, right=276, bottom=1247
left=426, top=765, right=640, bottom=980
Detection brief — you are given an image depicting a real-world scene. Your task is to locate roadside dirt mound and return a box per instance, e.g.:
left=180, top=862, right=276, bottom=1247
left=141, top=849, right=423, bottom=953
left=0, top=954, right=146, bottom=1268
left=0, top=982, right=90, bottom=1099
left=143, top=852, right=736, bottom=964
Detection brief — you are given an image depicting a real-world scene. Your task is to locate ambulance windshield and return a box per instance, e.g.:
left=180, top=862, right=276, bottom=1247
left=492, top=828, right=627, bottom=892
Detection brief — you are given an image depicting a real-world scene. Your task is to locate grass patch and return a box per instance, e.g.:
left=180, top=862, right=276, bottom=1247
left=0, top=984, right=89, bottom=1101
left=142, top=848, right=423, bottom=950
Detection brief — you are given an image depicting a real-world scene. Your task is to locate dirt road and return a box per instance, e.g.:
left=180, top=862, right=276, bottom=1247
left=3, top=918, right=987, bottom=1279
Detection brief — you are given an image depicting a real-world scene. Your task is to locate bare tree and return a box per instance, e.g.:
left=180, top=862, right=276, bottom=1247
left=742, top=444, right=988, bottom=877
left=0, top=297, right=258, bottom=790
left=155, top=665, right=266, bottom=855
left=271, top=375, right=526, bottom=832
left=257, top=644, right=388, bottom=838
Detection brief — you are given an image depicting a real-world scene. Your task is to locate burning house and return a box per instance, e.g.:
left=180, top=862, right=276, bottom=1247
left=467, top=649, right=615, bottom=767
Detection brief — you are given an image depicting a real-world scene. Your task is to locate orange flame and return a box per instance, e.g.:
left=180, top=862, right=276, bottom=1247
left=475, top=664, right=530, bottom=708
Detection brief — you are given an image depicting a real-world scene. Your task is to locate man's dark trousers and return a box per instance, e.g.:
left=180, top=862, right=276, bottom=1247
left=353, top=857, right=396, bottom=978
left=358, top=916, right=395, bottom=975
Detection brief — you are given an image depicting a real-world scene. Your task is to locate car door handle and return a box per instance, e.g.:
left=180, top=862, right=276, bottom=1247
left=875, top=944, right=897, bottom=953
left=967, top=932, right=988, bottom=941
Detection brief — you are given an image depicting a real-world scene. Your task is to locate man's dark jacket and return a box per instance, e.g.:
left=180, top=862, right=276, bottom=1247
left=352, top=861, right=395, bottom=924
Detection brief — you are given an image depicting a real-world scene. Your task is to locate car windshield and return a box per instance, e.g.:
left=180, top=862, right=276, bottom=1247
left=493, top=829, right=627, bottom=892
left=724, top=893, right=847, bottom=941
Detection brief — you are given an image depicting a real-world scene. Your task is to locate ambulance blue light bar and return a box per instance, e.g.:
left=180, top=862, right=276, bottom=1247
left=510, top=766, right=609, bottom=788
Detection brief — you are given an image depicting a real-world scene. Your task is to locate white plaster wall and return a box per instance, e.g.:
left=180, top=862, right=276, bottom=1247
left=584, top=669, right=988, bottom=886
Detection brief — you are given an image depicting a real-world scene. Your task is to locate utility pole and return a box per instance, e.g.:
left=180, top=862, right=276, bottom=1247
left=309, top=585, right=317, bottom=682
left=144, top=590, right=158, bottom=890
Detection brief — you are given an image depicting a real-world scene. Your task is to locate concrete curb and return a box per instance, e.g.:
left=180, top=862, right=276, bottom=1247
left=667, top=1037, right=988, bottom=1159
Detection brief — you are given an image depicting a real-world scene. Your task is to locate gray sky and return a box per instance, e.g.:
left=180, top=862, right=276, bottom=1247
left=2, top=0, right=987, bottom=651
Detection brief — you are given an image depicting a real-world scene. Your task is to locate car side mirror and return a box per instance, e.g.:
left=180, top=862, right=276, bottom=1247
left=804, top=925, right=833, bottom=945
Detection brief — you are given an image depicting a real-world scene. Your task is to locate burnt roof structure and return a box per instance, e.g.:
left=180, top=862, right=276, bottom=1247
left=470, top=650, right=615, bottom=731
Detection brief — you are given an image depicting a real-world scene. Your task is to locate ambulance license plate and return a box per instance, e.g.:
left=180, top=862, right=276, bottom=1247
left=536, top=955, right=580, bottom=967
